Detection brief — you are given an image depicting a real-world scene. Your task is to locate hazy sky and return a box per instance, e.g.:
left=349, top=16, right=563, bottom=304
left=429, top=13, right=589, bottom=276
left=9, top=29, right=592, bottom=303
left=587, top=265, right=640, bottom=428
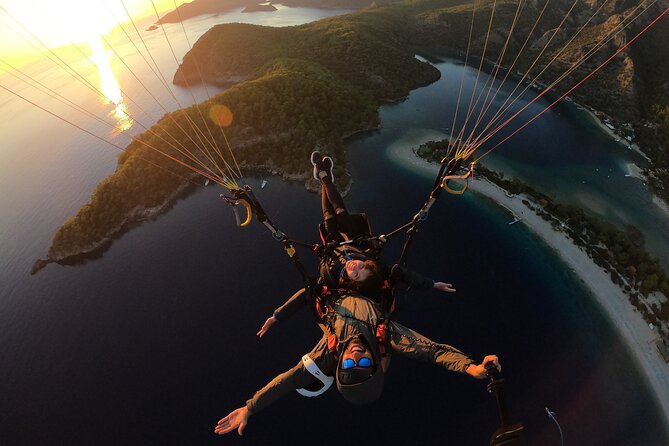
left=0, top=0, right=188, bottom=65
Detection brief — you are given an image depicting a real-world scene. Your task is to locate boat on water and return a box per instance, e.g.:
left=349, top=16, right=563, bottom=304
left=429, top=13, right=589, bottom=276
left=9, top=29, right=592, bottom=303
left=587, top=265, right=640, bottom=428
left=508, top=217, right=522, bottom=225
left=261, top=179, right=268, bottom=189
left=204, top=179, right=210, bottom=186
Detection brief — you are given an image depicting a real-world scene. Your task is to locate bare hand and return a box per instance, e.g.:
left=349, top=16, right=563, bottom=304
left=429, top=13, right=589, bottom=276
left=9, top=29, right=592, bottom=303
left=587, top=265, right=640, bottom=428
left=257, top=316, right=277, bottom=338
left=433, top=282, right=456, bottom=293
left=466, top=355, right=500, bottom=379
left=214, top=407, right=250, bottom=436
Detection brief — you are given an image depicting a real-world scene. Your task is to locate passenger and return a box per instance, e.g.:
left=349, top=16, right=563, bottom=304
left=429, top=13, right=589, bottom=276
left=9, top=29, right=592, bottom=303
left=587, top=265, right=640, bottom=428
left=213, top=153, right=499, bottom=437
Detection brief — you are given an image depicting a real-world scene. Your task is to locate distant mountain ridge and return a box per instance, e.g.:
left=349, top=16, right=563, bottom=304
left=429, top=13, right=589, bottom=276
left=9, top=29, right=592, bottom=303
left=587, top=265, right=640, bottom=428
left=152, top=0, right=397, bottom=26
left=151, top=0, right=255, bottom=27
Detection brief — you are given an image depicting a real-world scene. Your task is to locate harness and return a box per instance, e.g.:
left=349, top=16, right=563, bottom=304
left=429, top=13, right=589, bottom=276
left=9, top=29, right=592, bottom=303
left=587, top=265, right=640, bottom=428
left=295, top=289, right=391, bottom=398
left=218, top=158, right=472, bottom=397
left=316, top=289, right=393, bottom=358
left=219, top=155, right=472, bottom=293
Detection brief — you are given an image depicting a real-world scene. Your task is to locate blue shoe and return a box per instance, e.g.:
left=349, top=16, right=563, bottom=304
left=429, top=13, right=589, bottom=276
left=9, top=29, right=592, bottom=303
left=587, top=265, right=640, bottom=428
left=311, top=150, right=323, bottom=180
left=322, top=156, right=334, bottom=182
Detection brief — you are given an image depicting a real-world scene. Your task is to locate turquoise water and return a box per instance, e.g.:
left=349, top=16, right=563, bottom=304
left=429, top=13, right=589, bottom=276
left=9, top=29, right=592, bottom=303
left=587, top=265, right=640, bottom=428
left=0, top=6, right=667, bottom=446
left=382, top=57, right=669, bottom=267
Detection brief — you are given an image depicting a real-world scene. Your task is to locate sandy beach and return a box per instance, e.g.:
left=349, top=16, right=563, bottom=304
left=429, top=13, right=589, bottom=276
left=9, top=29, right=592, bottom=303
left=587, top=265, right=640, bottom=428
left=401, top=147, right=669, bottom=426
left=580, top=106, right=652, bottom=162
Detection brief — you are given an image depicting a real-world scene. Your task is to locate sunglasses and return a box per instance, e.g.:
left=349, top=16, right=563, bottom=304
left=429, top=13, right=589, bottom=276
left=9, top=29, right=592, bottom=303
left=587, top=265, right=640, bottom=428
left=342, top=357, right=373, bottom=369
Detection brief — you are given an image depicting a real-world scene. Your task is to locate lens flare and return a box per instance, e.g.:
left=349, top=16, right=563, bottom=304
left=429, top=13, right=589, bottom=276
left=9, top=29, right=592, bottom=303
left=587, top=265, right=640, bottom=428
left=209, top=104, right=234, bottom=127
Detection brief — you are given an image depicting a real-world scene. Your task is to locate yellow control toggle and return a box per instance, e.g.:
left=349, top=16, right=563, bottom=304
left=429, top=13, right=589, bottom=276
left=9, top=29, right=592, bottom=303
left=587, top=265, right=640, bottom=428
left=239, top=199, right=252, bottom=227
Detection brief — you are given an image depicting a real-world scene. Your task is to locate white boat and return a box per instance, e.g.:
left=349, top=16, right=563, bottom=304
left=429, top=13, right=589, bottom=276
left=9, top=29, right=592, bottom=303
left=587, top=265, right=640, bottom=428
left=204, top=179, right=210, bottom=186
left=261, top=179, right=268, bottom=189
left=508, top=217, right=522, bottom=225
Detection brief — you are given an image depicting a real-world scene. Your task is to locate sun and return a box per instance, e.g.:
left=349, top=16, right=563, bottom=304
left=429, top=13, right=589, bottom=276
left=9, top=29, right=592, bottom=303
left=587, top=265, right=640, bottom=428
left=0, top=0, right=188, bottom=66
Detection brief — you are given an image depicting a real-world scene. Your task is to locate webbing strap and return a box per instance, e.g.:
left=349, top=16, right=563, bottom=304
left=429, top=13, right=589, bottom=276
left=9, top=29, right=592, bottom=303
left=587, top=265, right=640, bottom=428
left=396, top=158, right=466, bottom=266
left=296, top=354, right=334, bottom=397
left=222, top=184, right=316, bottom=287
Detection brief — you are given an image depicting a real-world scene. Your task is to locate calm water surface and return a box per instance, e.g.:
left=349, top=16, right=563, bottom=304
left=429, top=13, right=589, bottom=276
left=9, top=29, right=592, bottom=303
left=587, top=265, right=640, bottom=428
left=0, top=7, right=667, bottom=446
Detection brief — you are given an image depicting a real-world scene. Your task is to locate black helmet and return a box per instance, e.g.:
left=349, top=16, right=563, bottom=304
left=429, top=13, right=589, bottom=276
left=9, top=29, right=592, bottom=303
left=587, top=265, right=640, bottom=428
left=336, top=336, right=384, bottom=405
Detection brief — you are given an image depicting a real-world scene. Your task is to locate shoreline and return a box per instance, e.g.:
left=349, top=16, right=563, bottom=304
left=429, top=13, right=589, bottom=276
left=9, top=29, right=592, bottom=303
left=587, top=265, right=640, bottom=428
left=403, top=148, right=669, bottom=426
left=579, top=104, right=652, bottom=163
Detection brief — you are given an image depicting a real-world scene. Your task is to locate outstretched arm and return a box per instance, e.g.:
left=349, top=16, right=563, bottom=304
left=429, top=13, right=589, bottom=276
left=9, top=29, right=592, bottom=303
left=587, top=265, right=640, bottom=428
left=388, top=320, right=474, bottom=373
left=391, top=265, right=456, bottom=293
left=257, top=316, right=277, bottom=338
left=257, top=287, right=310, bottom=337
left=214, top=406, right=250, bottom=436
left=433, top=282, right=456, bottom=293
left=215, top=337, right=334, bottom=433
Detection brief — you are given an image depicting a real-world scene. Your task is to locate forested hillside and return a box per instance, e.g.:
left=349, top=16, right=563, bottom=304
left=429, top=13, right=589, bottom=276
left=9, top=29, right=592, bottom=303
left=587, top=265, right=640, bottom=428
left=43, top=58, right=378, bottom=265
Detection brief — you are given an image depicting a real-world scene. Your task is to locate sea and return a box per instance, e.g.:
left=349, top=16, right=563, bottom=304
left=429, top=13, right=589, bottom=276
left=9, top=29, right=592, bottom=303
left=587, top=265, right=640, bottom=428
left=1, top=5, right=668, bottom=446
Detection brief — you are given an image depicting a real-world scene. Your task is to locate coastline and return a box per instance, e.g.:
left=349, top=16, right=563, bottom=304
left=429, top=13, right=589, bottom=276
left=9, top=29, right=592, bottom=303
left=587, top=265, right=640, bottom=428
left=579, top=104, right=652, bottom=163
left=34, top=160, right=354, bottom=273
left=32, top=180, right=195, bottom=274
left=402, top=148, right=669, bottom=426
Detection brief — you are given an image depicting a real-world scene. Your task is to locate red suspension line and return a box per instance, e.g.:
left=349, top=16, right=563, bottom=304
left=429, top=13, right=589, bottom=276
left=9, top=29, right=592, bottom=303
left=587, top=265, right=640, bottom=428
left=171, top=0, right=243, bottom=179
left=0, top=83, right=218, bottom=187
left=147, top=0, right=234, bottom=182
left=453, top=0, right=499, bottom=151
left=0, top=6, right=224, bottom=182
left=468, top=0, right=584, bottom=149
left=462, top=0, right=527, bottom=149
left=474, top=4, right=669, bottom=163
left=447, top=0, right=479, bottom=157
left=472, top=0, right=659, bottom=155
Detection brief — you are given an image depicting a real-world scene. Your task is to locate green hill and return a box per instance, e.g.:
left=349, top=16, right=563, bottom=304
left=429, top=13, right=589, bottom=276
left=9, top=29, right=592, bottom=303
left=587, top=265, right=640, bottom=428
left=43, top=57, right=380, bottom=264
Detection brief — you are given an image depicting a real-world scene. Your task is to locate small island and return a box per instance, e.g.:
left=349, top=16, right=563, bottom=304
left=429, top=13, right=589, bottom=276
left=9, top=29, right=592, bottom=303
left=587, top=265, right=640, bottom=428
left=242, top=3, right=277, bottom=13
left=147, top=0, right=257, bottom=29
left=148, top=0, right=383, bottom=28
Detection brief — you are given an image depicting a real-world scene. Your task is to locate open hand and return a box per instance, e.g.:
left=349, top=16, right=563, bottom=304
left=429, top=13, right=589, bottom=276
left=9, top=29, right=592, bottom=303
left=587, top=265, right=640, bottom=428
left=214, top=406, right=250, bottom=436
left=434, top=282, right=456, bottom=293
left=257, top=316, right=277, bottom=338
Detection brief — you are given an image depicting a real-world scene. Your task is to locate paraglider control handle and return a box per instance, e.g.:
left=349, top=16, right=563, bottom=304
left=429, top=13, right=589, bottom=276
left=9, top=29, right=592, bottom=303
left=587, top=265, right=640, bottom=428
left=485, top=360, right=501, bottom=380
left=483, top=361, right=524, bottom=445
left=220, top=194, right=252, bottom=227
left=441, top=162, right=475, bottom=195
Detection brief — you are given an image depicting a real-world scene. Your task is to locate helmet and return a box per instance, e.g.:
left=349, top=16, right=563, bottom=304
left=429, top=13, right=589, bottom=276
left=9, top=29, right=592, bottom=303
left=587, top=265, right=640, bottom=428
left=335, top=336, right=384, bottom=405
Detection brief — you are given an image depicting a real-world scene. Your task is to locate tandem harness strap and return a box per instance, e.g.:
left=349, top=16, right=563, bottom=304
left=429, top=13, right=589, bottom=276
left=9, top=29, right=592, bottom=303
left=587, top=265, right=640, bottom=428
left=384, top=157, right=475, bottom=267
left=221, top=185, right=316, bottom=287
left=296, top=354, right=334, bottom=397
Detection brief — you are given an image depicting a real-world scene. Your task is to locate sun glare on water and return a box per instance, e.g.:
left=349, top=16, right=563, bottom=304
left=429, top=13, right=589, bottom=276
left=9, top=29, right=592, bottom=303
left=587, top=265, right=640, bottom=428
left=89, top=36, right=132, bottom=132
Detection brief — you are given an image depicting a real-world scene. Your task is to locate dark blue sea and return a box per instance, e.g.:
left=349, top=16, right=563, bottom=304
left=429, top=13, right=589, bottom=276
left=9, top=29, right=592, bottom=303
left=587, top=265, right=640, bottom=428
left=1, top=6, right=668, bottom=446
